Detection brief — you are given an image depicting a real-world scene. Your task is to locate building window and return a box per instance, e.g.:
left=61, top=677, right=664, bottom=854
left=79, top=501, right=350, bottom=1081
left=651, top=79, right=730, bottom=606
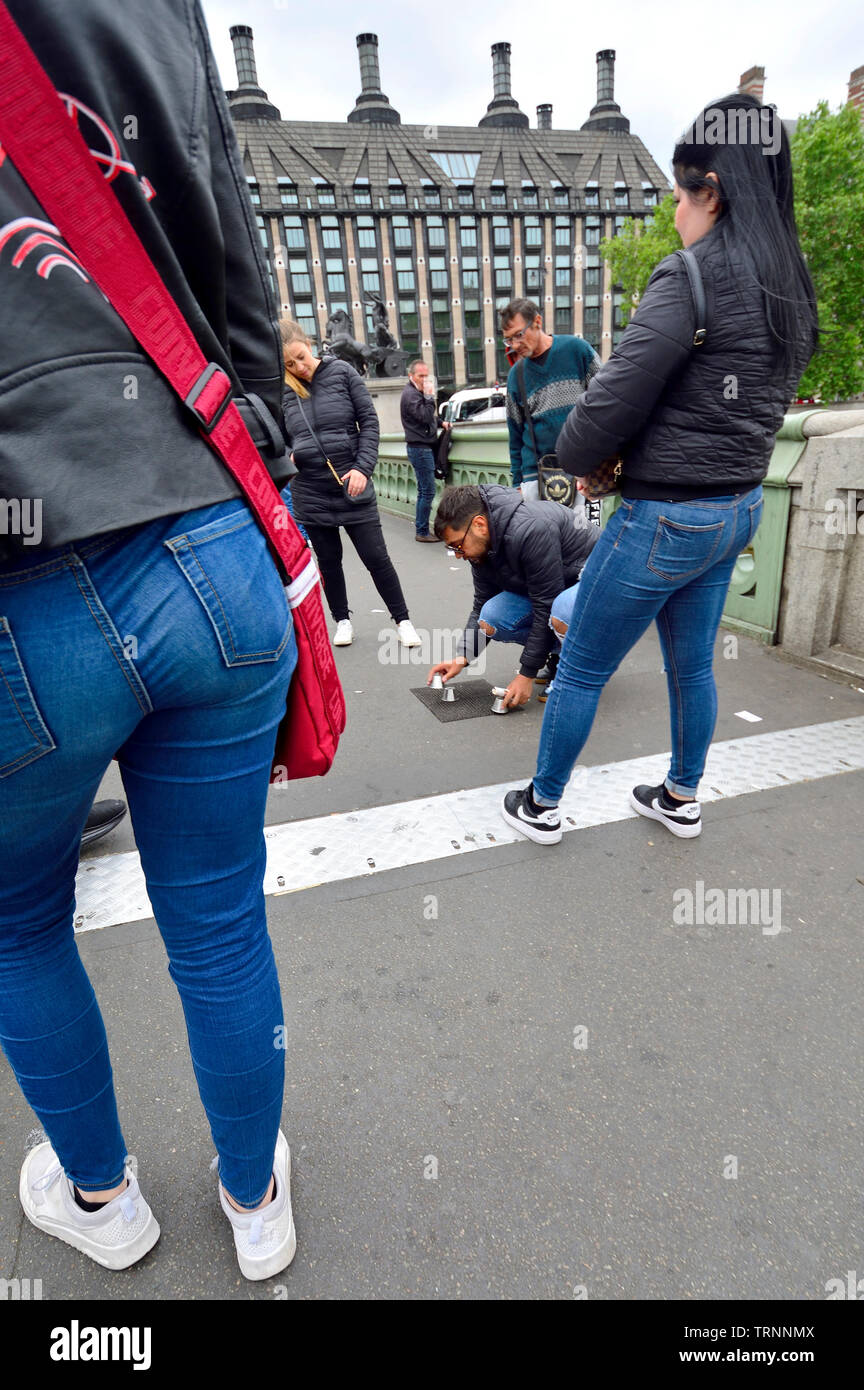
left=490, top=184, right=507, bottom=208
left=247, top=180, right=261, bottom=207
left=360, top=256, right=380, bottom=294
left=555, top=254, right=571, bottom=289
left=460, top=217, right=477, bottom=248
left=289, top=258, right=311, bottom=295
left=428, top=152, right=481, bottom=181
left=320, top=216, right=342, bottom=251
left=356, top=216, right=377, bottom=250
left=493, top=216, right=510, bottom=250
left=584, top=181, right=599, bottom=208
left=642, top=183, right=658, bottom=207
left=428, top=256, right=448, bottom=291
left=461, top=255, right=479, bottom=291
left=614, top=216, right=628, bottom=236
left=326, top=259, right=346, bottom=294
left=282, top=215, right=305, bottom=250
left=553, top=183, right=569, bottom=208
left=457, top=186, right=474, bottom=207
left=554, top=217, right=571, bottom=248
left=423, top=184, right=441, bottom=207
left=585, top=217, right=601, bottom=248
left=523, top=217, right=543, bottom=249
left=524, top=253, right=542, bottom=294
left=494, top=255, right=512, bottom=292
left=521, top=184, right=538, bottom=208
left=432, top=296, right=450, bottom=333
left=315, top=182, right=335, bottom=207
left=426, top=215, right=446, bottom=250
left=583, top=296, right=601, bottom=350
left=391, top=215, right=413, bottom=250
left=584, top=265, right=601, bottom=292
left=278, top=178, right=298, bottom=206
left=395, top=256, right=415, bottom=291
left=614, top=181, right=629, bottom=209
left=353, top=181, right=371, bottom=206
left=389, top=181, right=407, bottom=207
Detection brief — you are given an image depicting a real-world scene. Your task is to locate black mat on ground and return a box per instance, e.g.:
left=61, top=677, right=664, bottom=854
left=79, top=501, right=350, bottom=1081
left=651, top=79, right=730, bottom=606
left=410, top=679, right=524, bottom=722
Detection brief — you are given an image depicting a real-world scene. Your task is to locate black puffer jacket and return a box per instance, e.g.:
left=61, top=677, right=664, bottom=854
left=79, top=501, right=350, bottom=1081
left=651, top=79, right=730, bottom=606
left=557, top=218, right=813, bottom=497
left=457, top=485, right=599, bottom=678
left=282, top=356, right=380, bottom=527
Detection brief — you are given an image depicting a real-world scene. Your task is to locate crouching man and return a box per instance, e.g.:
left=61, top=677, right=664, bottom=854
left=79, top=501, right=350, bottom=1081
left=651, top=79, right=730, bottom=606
left=426, top=484, right=598, bottom=707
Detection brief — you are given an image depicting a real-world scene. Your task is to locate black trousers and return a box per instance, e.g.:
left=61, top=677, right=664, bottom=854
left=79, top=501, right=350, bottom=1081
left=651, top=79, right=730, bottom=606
left=303, top=518, right=410, bottom=624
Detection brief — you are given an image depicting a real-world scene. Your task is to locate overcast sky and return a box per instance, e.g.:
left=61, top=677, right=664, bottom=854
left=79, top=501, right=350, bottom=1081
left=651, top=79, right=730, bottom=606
left=200, top=0, right=862, bottom=178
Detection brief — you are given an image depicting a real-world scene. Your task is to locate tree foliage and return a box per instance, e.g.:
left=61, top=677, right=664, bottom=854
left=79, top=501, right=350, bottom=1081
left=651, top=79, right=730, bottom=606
left=790, top=99, right=864, bottom=401
left=598, top=101, right=864, bottom=400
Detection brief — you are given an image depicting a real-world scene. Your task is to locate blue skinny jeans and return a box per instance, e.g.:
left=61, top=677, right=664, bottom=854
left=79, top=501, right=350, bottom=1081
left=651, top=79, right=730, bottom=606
left=0, top=493, right=298, bottom=1206
left=532, top=488, right=764, bottom=804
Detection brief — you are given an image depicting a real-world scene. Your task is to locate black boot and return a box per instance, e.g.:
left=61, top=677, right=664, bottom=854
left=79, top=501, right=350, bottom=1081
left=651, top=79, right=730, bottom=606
left=534, top=651, right=559, bottom=685
left=81, top=799, right=127, bottom=848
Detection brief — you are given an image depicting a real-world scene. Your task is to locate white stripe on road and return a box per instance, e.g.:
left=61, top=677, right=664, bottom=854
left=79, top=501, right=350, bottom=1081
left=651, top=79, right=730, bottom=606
left=73, top=716, right=864, bottom=934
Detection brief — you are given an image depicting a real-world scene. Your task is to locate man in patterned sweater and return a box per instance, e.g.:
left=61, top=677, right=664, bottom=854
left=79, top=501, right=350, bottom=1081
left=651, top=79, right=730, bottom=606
left=502, top=298, right=602, bottom=516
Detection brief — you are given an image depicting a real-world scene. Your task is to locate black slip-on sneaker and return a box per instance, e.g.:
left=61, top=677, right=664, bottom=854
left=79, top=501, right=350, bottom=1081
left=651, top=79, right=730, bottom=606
left=629, top=783, right=702, bottom=838
left=81, top=799, right=127, bottom=848
left=501, top=784, right=562, bottom=845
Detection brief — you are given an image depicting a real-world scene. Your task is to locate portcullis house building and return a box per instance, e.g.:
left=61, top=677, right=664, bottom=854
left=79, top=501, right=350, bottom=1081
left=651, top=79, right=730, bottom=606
left=225, top=28, right=670, bottom=388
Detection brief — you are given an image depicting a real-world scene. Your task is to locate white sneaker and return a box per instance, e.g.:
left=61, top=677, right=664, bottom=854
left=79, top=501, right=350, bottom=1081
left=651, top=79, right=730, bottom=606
left=333, top=619, right=353, bottom=646
left=397, top=619, right=422, bottom=648
left=19, top=1142, right=160, bottom=1270
left=216, top=1129, right=296, bottom=1281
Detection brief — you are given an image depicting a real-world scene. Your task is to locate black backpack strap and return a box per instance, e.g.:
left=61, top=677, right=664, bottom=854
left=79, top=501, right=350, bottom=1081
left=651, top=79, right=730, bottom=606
left=516, top=357, right=540, bottom=462
left=675, top=248, right=707, bottom=347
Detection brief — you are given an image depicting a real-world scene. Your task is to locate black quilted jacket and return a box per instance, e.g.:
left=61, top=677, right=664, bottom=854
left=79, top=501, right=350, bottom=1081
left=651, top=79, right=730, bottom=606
left=457, top=485, right=599, bottom=678
left=557, top=218, right=813, bottom=496
left=282, top=356, right=380, bottom=527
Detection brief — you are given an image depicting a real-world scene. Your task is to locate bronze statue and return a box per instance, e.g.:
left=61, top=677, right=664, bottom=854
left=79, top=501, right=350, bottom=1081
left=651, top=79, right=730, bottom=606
left=322, top=298, right=409, bottom=378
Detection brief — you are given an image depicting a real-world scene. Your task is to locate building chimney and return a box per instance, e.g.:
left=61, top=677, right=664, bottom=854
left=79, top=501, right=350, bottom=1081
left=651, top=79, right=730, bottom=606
left=581, top=49, right=629, bottom=133
left=537, top=104, right=553, bottom=131
left=348, top=33, right=401, bottom=124
left=849, top=64, right=864, bottom=120
left=479, top=42, right=529, bottom=129
left=739, top=65, right=766, bottom=102
left=226, top=26, right=281, bottom=121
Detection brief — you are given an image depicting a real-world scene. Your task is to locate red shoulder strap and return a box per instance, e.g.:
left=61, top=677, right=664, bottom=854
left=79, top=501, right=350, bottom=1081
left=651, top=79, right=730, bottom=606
left=0, top=2, right=304, bottom=578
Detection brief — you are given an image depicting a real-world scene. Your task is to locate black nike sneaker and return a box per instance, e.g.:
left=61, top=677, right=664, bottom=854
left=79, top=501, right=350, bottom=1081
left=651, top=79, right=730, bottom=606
left=629, top=783, right=702, bottom=838
left=501, top=784, right=562, bottom=845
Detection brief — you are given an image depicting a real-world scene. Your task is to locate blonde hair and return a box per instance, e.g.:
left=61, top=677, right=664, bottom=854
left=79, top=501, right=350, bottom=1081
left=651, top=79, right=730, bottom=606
left=279, top=317, right=313, bottom=398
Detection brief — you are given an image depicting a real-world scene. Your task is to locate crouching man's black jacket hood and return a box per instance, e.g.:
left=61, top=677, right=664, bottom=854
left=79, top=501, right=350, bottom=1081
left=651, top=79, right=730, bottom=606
left=457, top=485, right=599, bottom=679
left=0, top=0, right=291, bottom=562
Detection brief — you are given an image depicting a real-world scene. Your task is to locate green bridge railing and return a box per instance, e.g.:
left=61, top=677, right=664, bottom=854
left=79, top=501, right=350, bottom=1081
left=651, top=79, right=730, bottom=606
left=377, top=413, right=821, bottom=645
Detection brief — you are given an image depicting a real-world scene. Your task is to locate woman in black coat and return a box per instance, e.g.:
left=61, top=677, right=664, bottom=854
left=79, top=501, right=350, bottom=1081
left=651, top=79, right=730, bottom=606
left=280, top=320, right=421, bottom=648
left=501, top=93, right=819, bottom=846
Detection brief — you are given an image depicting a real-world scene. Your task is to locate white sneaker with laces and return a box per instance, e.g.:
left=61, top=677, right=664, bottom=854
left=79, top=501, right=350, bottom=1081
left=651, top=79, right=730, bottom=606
left=215, top=1128, right=296, bottom=1281
left=397, top=619, right=422, bottom=648
left=19, top=1142, right=159, bottom=1270
left=333, top=619, right=353, bottom=646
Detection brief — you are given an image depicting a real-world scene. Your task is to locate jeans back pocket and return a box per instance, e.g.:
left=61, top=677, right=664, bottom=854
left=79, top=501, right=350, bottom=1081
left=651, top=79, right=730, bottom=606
left=0, top=617, right=56, bottom=777
left=165, top=508, right=291, bottom=667
left=647, top=515, right=725, bottom=582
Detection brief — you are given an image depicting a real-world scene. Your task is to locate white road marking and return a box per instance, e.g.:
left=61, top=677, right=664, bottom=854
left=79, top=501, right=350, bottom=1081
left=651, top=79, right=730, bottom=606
left=72, top=717, right=864, bottom=934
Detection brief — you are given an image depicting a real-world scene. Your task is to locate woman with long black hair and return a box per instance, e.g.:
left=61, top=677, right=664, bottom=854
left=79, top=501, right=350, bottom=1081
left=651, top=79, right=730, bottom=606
left=502, top=92, right=819, bottom=844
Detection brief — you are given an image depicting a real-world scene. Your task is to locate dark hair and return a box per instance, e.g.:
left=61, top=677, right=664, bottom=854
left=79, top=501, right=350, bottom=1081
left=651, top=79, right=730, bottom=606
left=432, top=485, right=487, bottom=539
left=407, top=358, right=427, bottom=376
left=673, top=92, right=819, bottom=379
left=499, top=298, right=540, bottom=332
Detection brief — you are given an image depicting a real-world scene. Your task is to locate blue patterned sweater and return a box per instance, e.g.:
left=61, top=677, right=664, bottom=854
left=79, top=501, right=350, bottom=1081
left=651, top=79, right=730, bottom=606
left=506, top=336, right=602, bottom=485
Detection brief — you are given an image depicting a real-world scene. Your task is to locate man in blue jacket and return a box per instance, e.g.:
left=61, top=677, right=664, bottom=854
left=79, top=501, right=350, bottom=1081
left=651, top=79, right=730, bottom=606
left=503, top=299, right=601, bottom=520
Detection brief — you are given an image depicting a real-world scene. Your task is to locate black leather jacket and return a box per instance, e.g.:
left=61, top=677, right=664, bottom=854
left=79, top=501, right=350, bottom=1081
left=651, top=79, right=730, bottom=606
left=557, top=218, right=814, bottom=497
left=0, top=0, right=290, bottom=562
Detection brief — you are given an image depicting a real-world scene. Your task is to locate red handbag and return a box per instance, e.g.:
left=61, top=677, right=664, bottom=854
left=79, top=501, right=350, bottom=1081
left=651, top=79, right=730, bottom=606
left=0, top=5, right=345, bottom=780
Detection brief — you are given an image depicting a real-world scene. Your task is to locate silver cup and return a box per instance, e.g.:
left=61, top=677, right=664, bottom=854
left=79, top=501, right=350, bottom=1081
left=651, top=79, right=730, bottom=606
left=491, top=686, right=509, bottom=715
left=430, top=672, right=444, bottom=690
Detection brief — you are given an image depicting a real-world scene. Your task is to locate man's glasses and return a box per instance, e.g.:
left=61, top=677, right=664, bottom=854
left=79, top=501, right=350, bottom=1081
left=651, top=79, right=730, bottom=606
left=502, top=326, right=529, bottom=348
left=450, top=514, right=480, bottom=556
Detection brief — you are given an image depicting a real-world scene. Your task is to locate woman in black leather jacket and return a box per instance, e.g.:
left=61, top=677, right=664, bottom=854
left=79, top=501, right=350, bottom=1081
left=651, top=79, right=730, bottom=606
left=281, top=320, right=421, bottom=649
left=502, top=92, right=819, bottom=846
